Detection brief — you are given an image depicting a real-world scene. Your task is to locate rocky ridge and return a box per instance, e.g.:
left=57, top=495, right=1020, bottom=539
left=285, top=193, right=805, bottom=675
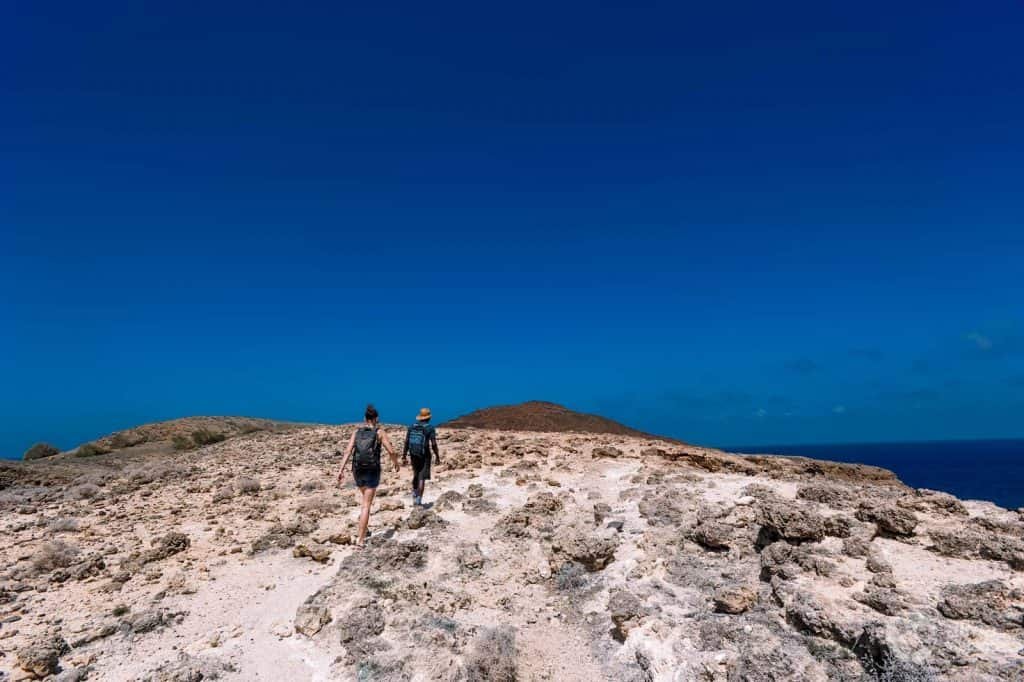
left=0, top=424, right=1022, bottom=680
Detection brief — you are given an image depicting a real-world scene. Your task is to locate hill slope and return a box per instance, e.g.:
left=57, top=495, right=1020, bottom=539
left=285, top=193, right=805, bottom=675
left=444, top=401, right=677, bottom=441
left=1, top=423, right=1021, bottom=680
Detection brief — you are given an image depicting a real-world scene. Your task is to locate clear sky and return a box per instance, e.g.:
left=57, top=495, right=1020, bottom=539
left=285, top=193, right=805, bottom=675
left=4, top=2, right=1023, bottom=458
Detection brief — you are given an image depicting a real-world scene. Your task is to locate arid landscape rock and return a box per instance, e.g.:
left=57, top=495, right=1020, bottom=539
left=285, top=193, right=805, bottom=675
left=1, top=406, right=1022, bottom=680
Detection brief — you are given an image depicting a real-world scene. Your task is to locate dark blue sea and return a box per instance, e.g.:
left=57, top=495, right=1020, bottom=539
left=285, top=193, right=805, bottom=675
left=722, top=439, right=1024, bottom=511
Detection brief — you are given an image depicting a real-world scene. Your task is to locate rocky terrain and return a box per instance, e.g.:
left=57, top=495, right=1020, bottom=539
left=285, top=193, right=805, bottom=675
left=1, top=416, right=1023, bottom=680
left=443, top=401, right=673, bottom=441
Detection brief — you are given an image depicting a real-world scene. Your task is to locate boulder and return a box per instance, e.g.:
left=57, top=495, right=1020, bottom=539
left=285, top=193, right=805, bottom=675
left=293, top=543, right=331, bottom=563
left=713, top=584, right=758, bottom=614
left=856, top=502, right=917, bottom=538
left=690, top=521, right=733, bottom=551
left=17, top=631, right=68, bottom=679
left=938, top=581, right=1023, bottom=630
left=549, top=527, right=618, bottom=571
left=608, top=589, right=646, bottom=642
left=592, top=446, right=623, bottom=458
left=757, top=500, right=826, bottom=544
left=295, top=604, right=332, bottom=637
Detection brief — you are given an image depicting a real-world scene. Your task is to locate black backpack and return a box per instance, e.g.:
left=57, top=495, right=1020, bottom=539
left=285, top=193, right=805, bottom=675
left=407, top=424, right=428, bottom=458
left=352, top=427, right=381, bottom=471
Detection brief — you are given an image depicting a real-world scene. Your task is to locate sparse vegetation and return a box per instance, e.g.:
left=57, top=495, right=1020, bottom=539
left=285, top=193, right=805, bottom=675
left=462, top=626, right=517, bottom=682
left=23, top=442, right=60, bottom=461
left=212, top=486, right=234, bottom=502
left=110, top=432, right=145, bottom=449
left=171, top=434, right=193, bottom=451
left=75, top=442, right=110, bottom=457
left=300, top=479, right=325, bottom=492
left=32, top=540, right=81, bottom=573
left=234, top=476, right=261, bottom=495
left=296, top=495, right=338, bottom=517
left=554, top=561, right=588, bottom=593
left=191, top=428, right=227, bottom=447
left=865, top=656, right=937, bottom=682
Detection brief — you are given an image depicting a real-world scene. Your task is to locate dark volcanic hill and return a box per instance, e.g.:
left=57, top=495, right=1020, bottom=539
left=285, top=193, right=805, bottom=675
left=443, top=401, right=681, bottom=442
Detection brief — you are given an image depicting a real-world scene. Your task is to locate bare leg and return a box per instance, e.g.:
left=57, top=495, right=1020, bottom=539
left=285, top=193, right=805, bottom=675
left=356, top=487, right=377, bottom=547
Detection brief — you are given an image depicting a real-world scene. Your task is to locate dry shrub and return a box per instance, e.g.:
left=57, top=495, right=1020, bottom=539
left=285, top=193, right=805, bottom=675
left=300, top=480, right=325, bottom=493
left=463, top=626, right=517, bottom=682
left=212, top=486, right=234, bottom=502
left=33, top=540, right=81, bottom=573
left=295, top=496, right=338, bottom=517
left=76, top=443, right=110, bottom=457
left=234, top=476, right=261, bottom=495
left=191, top=429, right=227, bottom=447
left=23, top=443, right=60, bottom=461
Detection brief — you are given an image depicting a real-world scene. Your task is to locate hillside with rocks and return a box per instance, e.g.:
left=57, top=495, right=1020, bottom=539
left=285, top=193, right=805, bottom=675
left=443, top=401, right=674, bottom=442
left=1, top=422, right=1022, bottom=680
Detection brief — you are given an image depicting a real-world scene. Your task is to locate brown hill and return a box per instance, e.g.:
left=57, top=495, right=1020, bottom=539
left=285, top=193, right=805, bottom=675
left=443, top=400, right=681, bottom=442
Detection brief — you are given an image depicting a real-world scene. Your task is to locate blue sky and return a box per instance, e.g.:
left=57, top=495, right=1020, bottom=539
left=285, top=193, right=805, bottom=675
left=3, top=2, right=1023, bottom=457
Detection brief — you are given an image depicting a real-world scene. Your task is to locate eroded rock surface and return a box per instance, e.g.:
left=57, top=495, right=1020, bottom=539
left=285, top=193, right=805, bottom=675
left=1, top=423, right=1021, bottom=680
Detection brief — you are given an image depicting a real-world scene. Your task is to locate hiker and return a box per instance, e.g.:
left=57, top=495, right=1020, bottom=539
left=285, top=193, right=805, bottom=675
left=338, top=404, right=400, bottom=549
left=403, top=407, right=440, bottom=506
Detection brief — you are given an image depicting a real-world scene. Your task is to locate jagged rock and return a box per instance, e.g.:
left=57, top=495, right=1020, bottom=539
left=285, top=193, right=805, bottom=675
left=127, top=610, right=167, bottom=634
left=17, top=631, right=69, bottom=678
left=760, top=541, right=835, bottom=580
left=293, top=543, right=331, bottom=563
left=406, top=506, right=441, bottom=529
left=842, top=535, right=871, bottom=558
left=856, top=502, right=917, bottom=537
left=433, top=490, right=464, bottom=511
left=592, top=446, right=623, bottom=458
left=69, top=622, right=117, bottom=647
left=853, top=579, right=906, bottom=615
left=462, top=497, right=498, bottom=515
left=823, top=514, right=855, bottom=538
left=757, top=500, right=826, bottom=545
left=903, top=490, right=968, bottom=516
left=466, top=483, right=484, bottom=498
left=549, top=527, right=618, bottom=571
left=337, top=602, right=386, bottom=660
left=250, top=524, right=296, bottom=554
left=773, top=582, right=862, bottom=647
left=608, top=589, right=646, bottom=642
left=796, top=483, right=856, bottom=508
left=690, top=521, right=733, bottom=551
left=938, top=581, right=1023, bottom=630
left=294, top=604, right=332, bottom=637
left=457, top=543, right=485, bottom=571
left=713, top=584, right=757, bottom=614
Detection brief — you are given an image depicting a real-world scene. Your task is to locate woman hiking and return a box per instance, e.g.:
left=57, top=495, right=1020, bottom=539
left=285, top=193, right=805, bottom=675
left=338, top=404, right=400, bottom=549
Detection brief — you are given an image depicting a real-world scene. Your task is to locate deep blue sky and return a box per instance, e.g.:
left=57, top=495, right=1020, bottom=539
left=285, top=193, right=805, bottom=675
left=4, top=2, right=1023, bottom=458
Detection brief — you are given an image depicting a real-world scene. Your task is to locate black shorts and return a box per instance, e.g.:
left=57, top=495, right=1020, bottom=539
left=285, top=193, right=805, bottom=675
left=353, top=466, right=381, bottom=489
left=410, top=455, right=431, bottom=482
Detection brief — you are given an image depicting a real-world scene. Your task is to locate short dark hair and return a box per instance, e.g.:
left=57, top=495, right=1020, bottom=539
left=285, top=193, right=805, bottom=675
left=364, top=404, right=379, bottom=422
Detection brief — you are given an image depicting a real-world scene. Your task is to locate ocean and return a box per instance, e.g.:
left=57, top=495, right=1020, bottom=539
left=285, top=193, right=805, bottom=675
left=724, top=439, right=1024, bottom=511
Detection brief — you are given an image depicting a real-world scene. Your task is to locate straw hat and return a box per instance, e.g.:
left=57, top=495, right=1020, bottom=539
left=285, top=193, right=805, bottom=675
left=416, top=407, right=432, bottom=422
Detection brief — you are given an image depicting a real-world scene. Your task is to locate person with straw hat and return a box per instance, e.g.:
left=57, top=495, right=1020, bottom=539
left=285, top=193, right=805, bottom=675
left=403, top=407, right=440, bottom=506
